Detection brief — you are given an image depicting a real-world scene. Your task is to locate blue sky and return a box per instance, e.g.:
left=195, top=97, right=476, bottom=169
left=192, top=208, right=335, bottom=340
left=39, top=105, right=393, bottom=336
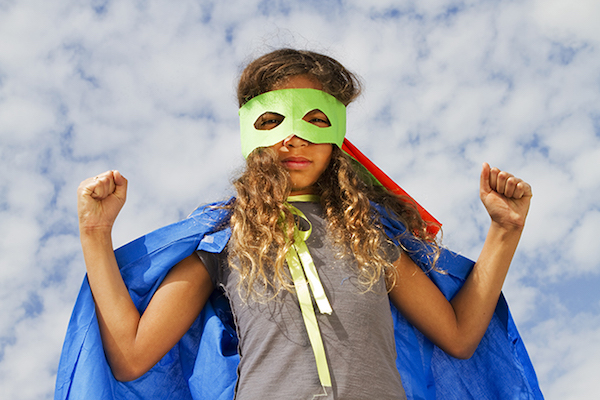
left=1, top=0, right=599, bottom=398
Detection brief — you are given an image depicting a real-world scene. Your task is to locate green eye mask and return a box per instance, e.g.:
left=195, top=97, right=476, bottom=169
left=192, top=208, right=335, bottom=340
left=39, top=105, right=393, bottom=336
left=239, top=88, right=347, bottom=158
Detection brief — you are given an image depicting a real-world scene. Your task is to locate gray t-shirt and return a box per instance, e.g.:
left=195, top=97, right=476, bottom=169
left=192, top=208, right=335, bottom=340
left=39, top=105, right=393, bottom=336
left=197, top=201, right=407, bottom=400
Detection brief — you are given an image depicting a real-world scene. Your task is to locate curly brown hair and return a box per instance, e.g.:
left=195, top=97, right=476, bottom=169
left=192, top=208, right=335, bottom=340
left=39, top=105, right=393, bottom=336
left=229, top=49, right=438, bottom=301
left=237, top=48, right=362, bottom=107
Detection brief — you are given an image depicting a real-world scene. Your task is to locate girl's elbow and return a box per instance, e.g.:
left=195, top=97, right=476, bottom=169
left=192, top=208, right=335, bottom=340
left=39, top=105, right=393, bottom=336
left=442, top=340, right=478, bottom=360
left=112, top=373, right=134, bottom=383
left=448, top=347, right=476, bottom=360
left=110, top=361, right=148, bottom=382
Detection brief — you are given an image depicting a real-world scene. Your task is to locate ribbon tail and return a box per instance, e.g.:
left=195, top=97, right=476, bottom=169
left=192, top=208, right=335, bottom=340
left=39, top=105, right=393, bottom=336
left=294, top=242, right=332, bottom=315
left=286, top=247, right=332, bottom=388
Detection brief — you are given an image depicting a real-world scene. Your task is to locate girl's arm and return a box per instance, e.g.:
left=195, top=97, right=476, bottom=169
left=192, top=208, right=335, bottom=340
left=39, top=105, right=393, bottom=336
left=389, top=163, right=532, bottom=359
left=78, top=171, right=214, bottom=381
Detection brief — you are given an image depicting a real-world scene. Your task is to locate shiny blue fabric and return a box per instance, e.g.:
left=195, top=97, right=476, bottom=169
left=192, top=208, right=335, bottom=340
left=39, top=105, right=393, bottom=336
left=55, top=200, right=543, bottom=400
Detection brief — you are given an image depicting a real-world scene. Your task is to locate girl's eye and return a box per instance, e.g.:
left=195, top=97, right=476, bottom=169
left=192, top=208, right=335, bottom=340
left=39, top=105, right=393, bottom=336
left=261, top=119, right=279, bottom=126
left=255, top=113, right=284, bottom=130
left=303, top=109, right=331, bottom=128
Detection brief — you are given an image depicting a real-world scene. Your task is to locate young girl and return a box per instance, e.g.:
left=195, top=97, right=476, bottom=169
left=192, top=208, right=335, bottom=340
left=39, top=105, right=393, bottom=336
left=64, top=49, right=538, bottom=400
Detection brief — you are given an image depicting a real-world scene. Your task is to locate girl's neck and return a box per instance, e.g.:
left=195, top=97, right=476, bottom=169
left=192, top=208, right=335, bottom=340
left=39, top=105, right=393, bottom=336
left=287, top=194, right=320, bottom=203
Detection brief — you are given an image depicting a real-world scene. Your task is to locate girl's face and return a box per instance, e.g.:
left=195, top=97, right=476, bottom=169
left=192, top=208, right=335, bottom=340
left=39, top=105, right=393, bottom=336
left=264, top=75, right=334, bottom=195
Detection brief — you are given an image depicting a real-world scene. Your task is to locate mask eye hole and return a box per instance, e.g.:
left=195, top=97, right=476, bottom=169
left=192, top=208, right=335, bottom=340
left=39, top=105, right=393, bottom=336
left=303, top=109, right=331, bottom=128
left=254, top=112, right=284, bottom=130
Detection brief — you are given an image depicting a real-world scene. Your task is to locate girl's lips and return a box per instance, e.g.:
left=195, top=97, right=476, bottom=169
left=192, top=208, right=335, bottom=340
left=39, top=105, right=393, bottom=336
left=281, top=156, right=311, bottom=169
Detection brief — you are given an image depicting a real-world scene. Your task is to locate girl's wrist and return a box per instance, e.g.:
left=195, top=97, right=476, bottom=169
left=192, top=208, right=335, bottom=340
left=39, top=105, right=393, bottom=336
left=487, top=220, right=524, bottom=245
left=79, top=224, right=114, bottom=242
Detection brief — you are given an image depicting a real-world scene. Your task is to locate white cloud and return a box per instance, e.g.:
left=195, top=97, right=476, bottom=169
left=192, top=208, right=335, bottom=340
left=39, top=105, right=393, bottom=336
left=567, top=210, right=600, bottom=270
left=1, top=0, right=599, bottom=398
left=526, top=312, right=600, bottom=400
left=531, top=0, right=600, bottom=44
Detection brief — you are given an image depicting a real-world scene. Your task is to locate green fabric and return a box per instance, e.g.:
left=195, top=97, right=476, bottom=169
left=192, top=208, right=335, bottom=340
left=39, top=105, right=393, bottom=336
left=239, top=89, right=346, bottom=158
left=284, top=196, right=332, bottom=388
left=286, top=194, right=320, bottom=203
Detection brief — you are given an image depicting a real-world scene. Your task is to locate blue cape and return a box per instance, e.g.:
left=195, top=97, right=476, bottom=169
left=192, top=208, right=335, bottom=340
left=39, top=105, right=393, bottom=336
left=55, top=200, right=543, bottom=400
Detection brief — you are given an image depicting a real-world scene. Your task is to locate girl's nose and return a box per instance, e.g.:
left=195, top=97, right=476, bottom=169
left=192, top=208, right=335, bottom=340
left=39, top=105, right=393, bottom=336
left=282, top=135, right=308, bottom=148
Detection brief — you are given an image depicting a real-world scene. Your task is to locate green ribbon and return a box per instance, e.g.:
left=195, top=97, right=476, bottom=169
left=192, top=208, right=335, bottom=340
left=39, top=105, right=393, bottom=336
left=284, top=195, right=332, bottom=388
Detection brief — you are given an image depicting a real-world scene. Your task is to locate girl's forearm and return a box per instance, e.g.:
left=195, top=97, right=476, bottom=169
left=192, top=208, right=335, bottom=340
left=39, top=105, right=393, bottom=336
left=449, top=221, right=523, bottom=357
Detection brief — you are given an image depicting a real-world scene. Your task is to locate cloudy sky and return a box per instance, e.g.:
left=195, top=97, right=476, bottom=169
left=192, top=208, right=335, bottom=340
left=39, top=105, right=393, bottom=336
left=1, top=0, right=599, bottom=398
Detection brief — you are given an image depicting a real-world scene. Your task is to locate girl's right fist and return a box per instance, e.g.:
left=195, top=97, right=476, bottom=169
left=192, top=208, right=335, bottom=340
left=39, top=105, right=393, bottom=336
left=77, top=170, right=128, bottom=233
